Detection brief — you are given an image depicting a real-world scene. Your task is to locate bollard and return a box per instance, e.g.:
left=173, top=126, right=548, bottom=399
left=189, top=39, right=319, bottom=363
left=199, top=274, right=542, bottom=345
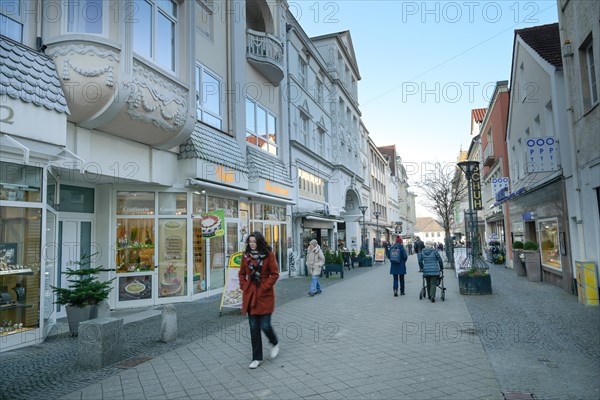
left=161, top=304, right=177, bottom=343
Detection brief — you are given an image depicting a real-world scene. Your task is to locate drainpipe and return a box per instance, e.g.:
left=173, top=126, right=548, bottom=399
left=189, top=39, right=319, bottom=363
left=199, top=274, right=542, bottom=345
left=285, top=21, right=296, bottom=276
left=36, top=0, right=44, bottom=52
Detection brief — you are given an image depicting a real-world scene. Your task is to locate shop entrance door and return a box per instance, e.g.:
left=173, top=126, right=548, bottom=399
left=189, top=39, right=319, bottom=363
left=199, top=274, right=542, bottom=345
left=263, top=223, right=282, bottom=271
left=56, top=217, right=94, bottom=319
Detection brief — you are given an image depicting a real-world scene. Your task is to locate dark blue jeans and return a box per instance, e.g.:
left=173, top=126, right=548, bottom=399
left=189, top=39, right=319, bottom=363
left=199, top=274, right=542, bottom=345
left=248, top=314, right=278, bottom=361
left=392, top=274, right=405, bottom=293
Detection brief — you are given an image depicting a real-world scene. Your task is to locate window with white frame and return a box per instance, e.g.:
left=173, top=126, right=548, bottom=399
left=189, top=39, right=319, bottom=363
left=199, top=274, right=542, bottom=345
left=1, top=1, right=23, bottom=42
left=298, top=169, right=325, bottom=201
left=538, top=218, right=561, bottom=271
left=196, top=64, right=222, bottom=129
left=133, top=0, right=177, bottom=72
left=67, top=0, right=103, bottom=34
left=195, top=0, right=213, bottom=37
left=584, top=39, right=598, bottom=107
left=300, top=112, right=309, bottom=146
left=316, top=78, right=323, bottom=105
left=317, top=128, right=325, bottom=156
left=299, top=57, right=307, bottom=88
left=246, top=97, right=277, bottom=155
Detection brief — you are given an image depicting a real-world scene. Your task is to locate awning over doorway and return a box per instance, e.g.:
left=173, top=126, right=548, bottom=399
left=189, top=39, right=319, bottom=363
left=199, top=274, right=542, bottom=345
left=1, top=134, right=84, bottom=168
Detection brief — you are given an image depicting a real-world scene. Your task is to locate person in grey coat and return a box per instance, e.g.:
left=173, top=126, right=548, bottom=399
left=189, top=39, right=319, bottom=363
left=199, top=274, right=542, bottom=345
left=388, top=236, right=408, bottom=296
left=418, top=241, right=444, bottom=302
left=306, top=239, right=325, bottom=296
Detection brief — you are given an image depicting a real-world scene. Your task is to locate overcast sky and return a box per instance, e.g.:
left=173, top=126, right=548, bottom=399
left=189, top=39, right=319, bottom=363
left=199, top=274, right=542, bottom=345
left=296, top=0, right=559, bottom=216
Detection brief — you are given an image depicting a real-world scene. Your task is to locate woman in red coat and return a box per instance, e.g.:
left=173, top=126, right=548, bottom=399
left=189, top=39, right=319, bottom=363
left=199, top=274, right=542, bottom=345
left=238, top=231, right=280, bottom=369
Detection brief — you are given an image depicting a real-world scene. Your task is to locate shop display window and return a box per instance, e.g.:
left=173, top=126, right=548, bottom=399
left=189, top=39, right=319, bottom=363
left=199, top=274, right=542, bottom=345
left=0, top=162, right=42, bottom=202
left=159, top=193, right=187, bottom=215
left=0, top=207, right=41, bottom=337
left=46, top=173, right=57, bottom=208
left=252, top=203, right=263, bottom=220
left=59, top=185, right=94, bottom=213
left=116, top=218, right=155, bottom=273
left=192, top=219, right=206, bottom=294
left=117, top=192, right=155, bottom=215
left=192, top=193, right=205, bottom=215
left=158, top=219, right=187, bottom=297
left=538, top=218, right=561, bottom=270
left=208, top=197, right=238, bottom=218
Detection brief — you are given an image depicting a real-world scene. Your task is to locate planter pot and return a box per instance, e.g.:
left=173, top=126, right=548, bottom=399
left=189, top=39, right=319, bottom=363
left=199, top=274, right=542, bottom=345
left=523, top=251, right=542, bottom=282
left=458, top=274, right=492, bottom=295
left=360, top=258, right=373, bottom=267
left=65, top=304, right=98, bottom=336
left=513, top=250, right=527, bottom=276
left=324, top=263, right=344, bottom=279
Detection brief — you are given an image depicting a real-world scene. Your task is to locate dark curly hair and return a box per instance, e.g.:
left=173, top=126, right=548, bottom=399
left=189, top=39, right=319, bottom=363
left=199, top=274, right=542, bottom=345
left=245, top=231, right=272, bottom=255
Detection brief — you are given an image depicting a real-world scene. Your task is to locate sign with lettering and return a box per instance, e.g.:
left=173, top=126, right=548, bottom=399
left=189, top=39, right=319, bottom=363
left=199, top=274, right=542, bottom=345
left=197, top=161, right=249, bottom=190
left=492, top=177, right=509, bottom=199
left=471, top=164, right=483, bottom=210
left=526, top=137, right=559, bottom=173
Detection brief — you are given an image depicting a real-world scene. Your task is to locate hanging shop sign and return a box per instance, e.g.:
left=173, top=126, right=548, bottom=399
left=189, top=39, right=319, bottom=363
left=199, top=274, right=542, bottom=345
left=492, top=177, right=510, bottom=201
left=195, top=210, right=225, bottom=238
left=471, top=164, right=483, bottom=210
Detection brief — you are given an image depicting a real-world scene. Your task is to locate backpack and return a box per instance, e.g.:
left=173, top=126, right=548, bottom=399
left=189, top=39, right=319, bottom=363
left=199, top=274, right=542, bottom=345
left=389, top=245, right=402, bottom=263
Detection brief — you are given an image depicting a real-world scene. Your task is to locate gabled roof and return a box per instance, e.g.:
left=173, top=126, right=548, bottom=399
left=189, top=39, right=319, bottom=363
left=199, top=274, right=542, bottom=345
left=0, top=36, right=69, bottom=114
left=377, top=145, right=397, bottom=176
left=515, top=23, right=562, bottom=69
left=472, top=108, right=487, bottom=124
left=415, top=217, right=444, bottom=233
left=311, top=30, right=361, bottom=80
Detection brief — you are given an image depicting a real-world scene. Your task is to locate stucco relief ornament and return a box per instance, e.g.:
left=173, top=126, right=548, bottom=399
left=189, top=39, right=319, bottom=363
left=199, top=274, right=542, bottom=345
left=61, top=59, right=114, bottom=87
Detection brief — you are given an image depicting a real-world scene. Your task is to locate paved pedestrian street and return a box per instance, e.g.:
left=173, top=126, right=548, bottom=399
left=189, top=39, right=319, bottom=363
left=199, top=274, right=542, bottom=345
left=1, top=255, right=598, bottom=400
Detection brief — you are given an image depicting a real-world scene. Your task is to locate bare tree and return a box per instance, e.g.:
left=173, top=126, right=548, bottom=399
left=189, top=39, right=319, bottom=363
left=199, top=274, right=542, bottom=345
left=416, top=162, right=467, bottom=268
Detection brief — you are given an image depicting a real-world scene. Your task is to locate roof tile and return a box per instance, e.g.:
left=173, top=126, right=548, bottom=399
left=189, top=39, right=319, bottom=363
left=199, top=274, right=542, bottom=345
left=246, top=147, right=292, bottom=186
left=0, top=36, right=69, bottom=114
left=515, top=23, right=562, bottom=69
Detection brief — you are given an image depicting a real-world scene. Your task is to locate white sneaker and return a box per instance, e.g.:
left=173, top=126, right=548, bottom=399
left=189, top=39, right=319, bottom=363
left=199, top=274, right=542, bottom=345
left=270, top=344, right=280, bottom=359
left=249, top=360, right=261, bottom=369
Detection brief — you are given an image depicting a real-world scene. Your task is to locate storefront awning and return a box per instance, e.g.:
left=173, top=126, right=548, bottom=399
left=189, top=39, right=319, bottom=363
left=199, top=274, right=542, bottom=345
left=305, top=215, right=344, bottom=223
left=1, top=134, right=84, bottom=170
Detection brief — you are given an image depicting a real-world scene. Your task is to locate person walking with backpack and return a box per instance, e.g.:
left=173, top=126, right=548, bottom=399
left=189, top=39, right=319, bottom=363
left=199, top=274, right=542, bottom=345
left=418, top=241, right=444, bottom=302
left=388, top=236, right=408, bottom=296
left=306, top=239, right=325, bottom=296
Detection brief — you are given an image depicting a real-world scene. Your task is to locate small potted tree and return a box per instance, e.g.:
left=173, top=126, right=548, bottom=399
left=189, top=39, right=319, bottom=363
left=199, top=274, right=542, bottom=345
left=512, top=240, right=526, bottom=276
left=522, top=240, right=542, bottom=282
left=324, top=250, right=344, bottom=278
left=52, top=254, right=115, bottom=336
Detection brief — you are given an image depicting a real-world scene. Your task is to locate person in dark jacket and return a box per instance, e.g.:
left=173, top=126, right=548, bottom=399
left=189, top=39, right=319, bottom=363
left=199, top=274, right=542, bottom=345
left=418, top=241, right=444, bottom=302
left=239, top=232, right=280, bottom=369
left=388, top=236, right=408, bottom=296
left=414, top=236, right=425, bottom=257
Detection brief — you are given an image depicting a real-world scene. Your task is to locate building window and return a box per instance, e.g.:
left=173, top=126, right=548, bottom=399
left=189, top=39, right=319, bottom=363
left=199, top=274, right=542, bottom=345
left=300, top=113, right=309, bottom=146
left=537, top=218, right=561, bottom=271
left=316, top=78, right=323, bottom=105
left=246, top=97, right=277, bottom=155
left=317, top=128, right=325, bottom=156
left=299, top=57, right=307, bottom=88
left=0, top=12, right=22, bottom=42
left=133, top=0, right=177, bottom=72
left=298, top=169, right=325, bottom=201
left=67, top=0, right=103, bottom=34
left=583, top=39, right=598, bottom=107
left=196, top=64, right=222, bottom=129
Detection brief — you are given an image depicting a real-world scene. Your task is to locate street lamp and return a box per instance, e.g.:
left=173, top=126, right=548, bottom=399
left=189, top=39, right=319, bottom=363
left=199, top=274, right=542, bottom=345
left=373, top=211, right=381, bottom=248
left=358, top=205, right=368, bottom=253
left=457, top=160, right=479, bottom=267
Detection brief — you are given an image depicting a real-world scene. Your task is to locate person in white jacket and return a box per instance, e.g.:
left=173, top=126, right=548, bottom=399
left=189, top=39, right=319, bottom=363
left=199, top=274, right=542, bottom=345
left=306, top=239, right=325, bottom=296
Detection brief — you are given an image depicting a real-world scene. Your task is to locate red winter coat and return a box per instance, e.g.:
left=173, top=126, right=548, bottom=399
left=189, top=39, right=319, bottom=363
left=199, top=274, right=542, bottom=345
left=239, top=251, right=279, bottom=315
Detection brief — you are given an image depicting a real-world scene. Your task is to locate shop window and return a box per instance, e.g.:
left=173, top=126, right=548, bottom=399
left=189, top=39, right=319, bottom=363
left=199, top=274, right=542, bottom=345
left=0, top=162, right=41, bottom=202
left=192, top=218, right=206, bottom=294
left=0, top=207, right=42, bottom=337
left=208, top=197, right=238, bottom=218
left=115, top=219, right=155, bottom=273
left=158, top=219, right=187, bottom=297
left=192, top=192, right=205, bottom=215
left=158, top=192, right=187, bottom=215
left=538, top=218, right=561, bottom=270
left=46, top=174, right=57, bottom=208
left=59, top=185, right=94, bottom=213
left=117, top=192, right=155, bottom=215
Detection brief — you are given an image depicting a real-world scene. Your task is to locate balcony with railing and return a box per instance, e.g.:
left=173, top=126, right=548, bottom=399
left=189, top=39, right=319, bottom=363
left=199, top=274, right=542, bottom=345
left=246, top=29, right=284, bottom=86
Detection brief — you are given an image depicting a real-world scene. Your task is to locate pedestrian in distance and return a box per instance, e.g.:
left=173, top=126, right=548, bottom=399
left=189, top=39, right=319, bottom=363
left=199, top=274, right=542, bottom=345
left=414, top=236, right=425, bottom=257
left=407, top=242, right=413, bottom=255
left=306, top=239, right=325, bottom=296
left=388, top=236, right=408, bottom=296
left=239, top=231, right=280, bottom=369
left=418, top=241, right=444, bottom=303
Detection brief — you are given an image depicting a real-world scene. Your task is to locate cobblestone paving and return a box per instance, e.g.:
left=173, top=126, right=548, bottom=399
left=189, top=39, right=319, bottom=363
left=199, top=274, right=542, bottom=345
left=0, top=266, right=370, bottom=400
left=464, top=263, right=600, bottom=400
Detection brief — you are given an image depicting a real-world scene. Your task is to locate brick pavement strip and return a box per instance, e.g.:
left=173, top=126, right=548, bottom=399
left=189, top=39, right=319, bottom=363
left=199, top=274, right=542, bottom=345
left=52, top=256, right=505, bottom=400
